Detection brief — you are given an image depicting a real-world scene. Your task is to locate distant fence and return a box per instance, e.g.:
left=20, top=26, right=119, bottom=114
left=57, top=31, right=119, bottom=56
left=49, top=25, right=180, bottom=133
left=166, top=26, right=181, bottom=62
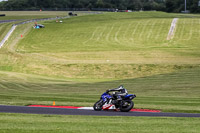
left=0, top=8, right=116, bottom=12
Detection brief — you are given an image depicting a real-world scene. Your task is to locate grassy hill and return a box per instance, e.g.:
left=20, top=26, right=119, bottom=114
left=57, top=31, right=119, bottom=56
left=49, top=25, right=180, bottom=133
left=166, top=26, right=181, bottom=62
left=0, top=23, right=13, bottom=41
left=0, top=11, right=200, bottom=113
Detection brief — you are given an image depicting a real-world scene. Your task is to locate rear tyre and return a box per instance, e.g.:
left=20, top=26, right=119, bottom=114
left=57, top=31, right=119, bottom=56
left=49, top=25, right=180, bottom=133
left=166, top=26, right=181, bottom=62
left=120, top=100, right=134, bottom=112
left=93, top=99, right=103, bottom=111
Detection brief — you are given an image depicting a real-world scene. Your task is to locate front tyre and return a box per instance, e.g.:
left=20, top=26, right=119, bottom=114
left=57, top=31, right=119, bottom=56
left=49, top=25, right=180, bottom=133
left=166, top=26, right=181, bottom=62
left=120, top=100, right=134, bottom=112
left=93, top=99, right=103, bottom=111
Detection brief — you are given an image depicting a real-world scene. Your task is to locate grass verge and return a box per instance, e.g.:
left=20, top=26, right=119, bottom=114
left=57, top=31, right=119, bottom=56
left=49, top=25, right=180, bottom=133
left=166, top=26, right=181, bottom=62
left=0, top=113, right=199, bottom=133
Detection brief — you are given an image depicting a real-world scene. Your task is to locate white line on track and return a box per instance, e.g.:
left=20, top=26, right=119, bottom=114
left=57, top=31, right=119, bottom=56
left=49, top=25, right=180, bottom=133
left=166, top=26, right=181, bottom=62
left=0, top=25, right=17, bottom=48
left=78, top=107, right=93, bottom=110
left=167, top=18, right=178, bottom=40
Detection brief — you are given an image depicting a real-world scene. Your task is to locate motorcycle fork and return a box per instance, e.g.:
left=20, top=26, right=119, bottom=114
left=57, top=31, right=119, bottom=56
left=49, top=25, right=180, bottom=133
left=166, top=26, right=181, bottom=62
left=106, top=99, right=112, bottom=104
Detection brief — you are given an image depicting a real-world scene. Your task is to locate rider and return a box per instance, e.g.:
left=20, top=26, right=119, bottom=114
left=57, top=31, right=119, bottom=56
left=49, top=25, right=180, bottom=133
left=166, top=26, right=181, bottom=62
left=106, top=85, right=128, bottom=100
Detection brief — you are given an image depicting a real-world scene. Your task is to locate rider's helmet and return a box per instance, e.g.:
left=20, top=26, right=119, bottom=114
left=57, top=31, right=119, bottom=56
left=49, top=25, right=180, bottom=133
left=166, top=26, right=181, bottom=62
left=119, top=85, right=128, bottom=94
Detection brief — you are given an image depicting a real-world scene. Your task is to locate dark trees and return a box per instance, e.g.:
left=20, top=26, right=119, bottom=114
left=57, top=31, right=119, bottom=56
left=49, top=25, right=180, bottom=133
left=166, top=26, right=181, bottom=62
left=0, top=0, right=199, bottom=13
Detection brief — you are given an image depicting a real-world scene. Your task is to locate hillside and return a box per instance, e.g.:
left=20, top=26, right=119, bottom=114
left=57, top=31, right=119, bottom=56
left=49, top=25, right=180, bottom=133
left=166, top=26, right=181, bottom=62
left=0, top=11, right=200, bottom=113
left=1, top=11, right=200, bottom=79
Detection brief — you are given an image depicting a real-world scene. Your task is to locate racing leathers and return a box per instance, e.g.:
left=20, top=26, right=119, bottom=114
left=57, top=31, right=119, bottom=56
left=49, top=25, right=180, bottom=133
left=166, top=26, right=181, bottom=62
left=106, top=85, right=128, bottom=100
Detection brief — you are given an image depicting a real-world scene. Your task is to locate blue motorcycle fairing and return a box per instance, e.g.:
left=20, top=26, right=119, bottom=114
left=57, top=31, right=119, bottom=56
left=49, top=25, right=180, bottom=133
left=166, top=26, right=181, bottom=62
left=101, top=92, right=112, bottom=102
left=124, top=94, right=134, bottom=99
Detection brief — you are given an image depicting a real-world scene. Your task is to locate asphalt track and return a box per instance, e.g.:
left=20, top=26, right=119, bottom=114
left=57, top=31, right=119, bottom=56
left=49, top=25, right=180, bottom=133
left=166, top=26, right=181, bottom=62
left=0, top=19, right=23, bottom=24
left=0, top=105, right=200, bottom=117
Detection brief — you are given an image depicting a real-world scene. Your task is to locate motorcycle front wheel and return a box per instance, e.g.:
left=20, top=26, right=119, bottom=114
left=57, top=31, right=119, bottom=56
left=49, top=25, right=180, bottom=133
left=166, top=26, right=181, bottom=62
left=93, top=99, right=103, bottom=111
left=120, top=100, right=134, bottom=112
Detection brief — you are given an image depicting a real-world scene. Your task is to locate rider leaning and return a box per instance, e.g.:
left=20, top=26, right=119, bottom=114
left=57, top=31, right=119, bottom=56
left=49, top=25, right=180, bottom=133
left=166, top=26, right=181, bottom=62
left=106, top=85, right=128, bottom=100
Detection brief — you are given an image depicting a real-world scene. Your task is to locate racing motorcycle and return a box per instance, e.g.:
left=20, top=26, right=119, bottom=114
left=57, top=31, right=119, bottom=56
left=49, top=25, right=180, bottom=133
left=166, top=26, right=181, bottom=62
left=93, top=86, right=136, bottom=112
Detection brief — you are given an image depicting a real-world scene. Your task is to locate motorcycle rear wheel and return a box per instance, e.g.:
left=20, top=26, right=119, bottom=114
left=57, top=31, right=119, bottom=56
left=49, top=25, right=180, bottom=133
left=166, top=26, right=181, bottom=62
left=93, top=99, right=103, bottom=111
left=120, top=100, right=134, bottom=112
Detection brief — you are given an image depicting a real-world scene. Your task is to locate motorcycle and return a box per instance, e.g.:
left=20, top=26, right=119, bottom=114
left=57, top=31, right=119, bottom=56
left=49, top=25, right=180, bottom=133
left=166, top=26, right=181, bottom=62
left=93, top=87, right=136, bottom=112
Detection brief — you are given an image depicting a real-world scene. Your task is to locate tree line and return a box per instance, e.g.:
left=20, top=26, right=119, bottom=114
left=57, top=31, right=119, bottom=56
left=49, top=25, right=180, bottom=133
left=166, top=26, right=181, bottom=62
left=0, top=0, right=200, bottom=13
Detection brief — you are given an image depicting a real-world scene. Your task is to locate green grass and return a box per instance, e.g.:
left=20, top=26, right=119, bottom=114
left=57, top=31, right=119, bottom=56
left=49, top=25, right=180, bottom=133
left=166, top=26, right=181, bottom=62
left=0, top=12, right=199, bottom=79
left=0, top=67, right=200, bottom=113
left=16, top=13, right=200, bottom=53
left=0, top=113, right=200, bottom=133
left=0, top=23, right=14, bottom=41
left=0, top=11, right=69, bottom=47
left=0, top=11, right=200, bottom=113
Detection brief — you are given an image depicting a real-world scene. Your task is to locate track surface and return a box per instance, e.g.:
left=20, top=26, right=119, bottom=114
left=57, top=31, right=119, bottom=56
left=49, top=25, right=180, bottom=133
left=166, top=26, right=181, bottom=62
left=0, top=105, right=200, bottom=117
left=0, top=19, right=23, bottom=24
left=28, top=105, right=161, bottom=112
